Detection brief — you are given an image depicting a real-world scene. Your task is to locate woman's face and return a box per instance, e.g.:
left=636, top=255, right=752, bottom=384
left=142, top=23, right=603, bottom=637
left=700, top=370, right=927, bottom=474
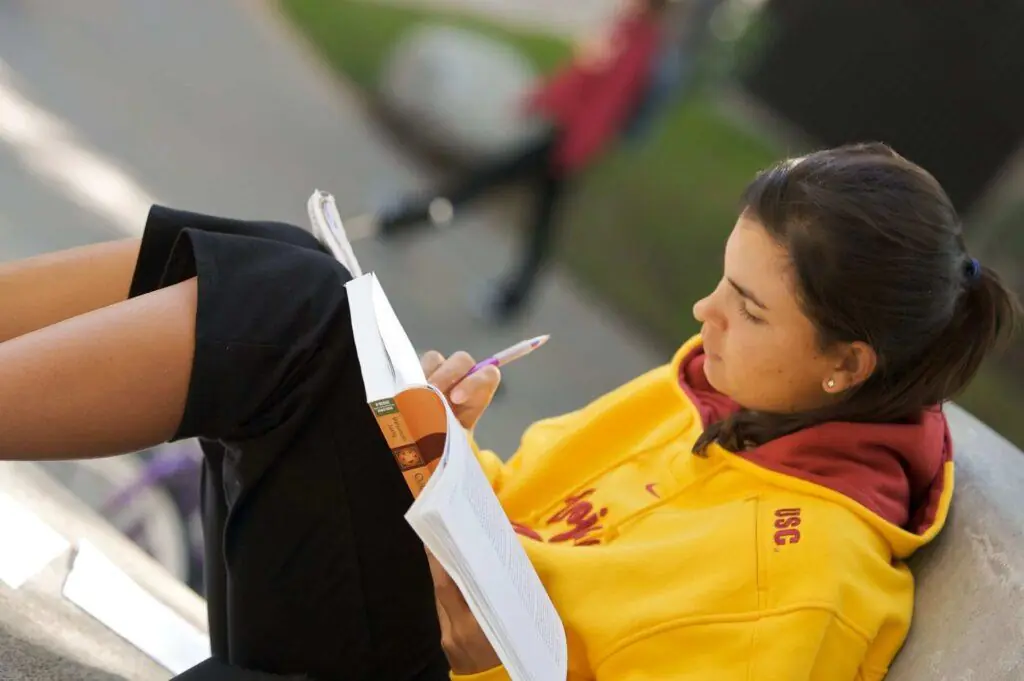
left=692, top=216, right=842, bottom=413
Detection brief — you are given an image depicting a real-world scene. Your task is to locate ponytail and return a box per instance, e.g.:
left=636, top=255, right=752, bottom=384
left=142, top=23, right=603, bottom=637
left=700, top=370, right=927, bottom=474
left=917, top=261, right=1021, bottom=403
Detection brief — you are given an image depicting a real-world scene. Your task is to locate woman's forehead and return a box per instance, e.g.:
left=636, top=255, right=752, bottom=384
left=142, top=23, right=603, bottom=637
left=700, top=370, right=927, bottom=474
left=725, top=218, right=799, bottom=310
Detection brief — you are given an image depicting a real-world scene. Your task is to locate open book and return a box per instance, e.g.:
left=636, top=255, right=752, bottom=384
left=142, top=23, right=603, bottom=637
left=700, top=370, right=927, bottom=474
left=307, top=191, right=568, bottom=681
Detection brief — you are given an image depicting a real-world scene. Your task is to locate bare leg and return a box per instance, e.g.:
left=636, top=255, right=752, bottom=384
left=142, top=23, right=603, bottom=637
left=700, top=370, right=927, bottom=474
left=0, top=238, right=140, bottom=342
left=0, top=278, right=195, bottom=460
left=0, top=205, right=329, bottom=460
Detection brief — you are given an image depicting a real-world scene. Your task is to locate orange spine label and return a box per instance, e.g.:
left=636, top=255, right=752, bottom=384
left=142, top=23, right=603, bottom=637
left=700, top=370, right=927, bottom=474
left=370, top=398, right=435, bottom=496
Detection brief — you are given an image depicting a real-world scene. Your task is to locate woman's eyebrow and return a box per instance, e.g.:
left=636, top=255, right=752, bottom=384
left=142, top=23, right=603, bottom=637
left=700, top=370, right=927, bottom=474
left=728, top=277, right=769, bottom=310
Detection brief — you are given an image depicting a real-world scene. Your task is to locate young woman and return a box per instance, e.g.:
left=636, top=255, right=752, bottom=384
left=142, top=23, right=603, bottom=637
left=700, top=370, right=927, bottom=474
left=374, top=0, right=674, bottom=323
left=0, top=143, right=1017, bottom=681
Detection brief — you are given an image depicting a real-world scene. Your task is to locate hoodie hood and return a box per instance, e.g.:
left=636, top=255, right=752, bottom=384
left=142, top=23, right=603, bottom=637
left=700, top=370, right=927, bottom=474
left=675, top=338, right=954, bottom=557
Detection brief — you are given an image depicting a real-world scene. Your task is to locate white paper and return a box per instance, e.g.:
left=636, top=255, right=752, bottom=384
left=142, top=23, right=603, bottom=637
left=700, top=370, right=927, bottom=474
left=0, top=493, right=71, bottom=589
left=62, top=539, right=210, bottom=674
left=407, top=405, right=567, bottom=681
left=455, top=449, right=565, bottom=662
left=307, top=189, right=362, bottom=276
left=371, top=274, right=427, bottom=386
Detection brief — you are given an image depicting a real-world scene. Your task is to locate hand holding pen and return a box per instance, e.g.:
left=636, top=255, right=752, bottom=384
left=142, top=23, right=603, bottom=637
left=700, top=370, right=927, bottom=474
left=419, top=335, right=550, bottom=431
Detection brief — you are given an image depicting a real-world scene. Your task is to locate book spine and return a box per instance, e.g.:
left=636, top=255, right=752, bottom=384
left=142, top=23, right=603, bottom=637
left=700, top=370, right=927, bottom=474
left=369, top=398, right=436, bottom=497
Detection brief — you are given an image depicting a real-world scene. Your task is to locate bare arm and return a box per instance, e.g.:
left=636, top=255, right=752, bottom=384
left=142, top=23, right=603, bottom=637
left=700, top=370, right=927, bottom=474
left=0, top=238, right=141, bottom=342
left=0, top=278, right=195, bottom=460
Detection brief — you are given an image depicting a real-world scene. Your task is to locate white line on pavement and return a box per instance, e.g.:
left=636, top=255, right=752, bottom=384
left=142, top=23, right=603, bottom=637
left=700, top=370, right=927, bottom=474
left=0, top=60, right=156, bottom=235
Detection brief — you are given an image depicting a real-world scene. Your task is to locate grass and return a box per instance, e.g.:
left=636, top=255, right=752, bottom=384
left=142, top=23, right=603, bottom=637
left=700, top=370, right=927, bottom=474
left=279, top=0, right=571, bottom=91
left=279, top=0, right=1023, bottom=447
left=561, top=99, right=783, bottom=343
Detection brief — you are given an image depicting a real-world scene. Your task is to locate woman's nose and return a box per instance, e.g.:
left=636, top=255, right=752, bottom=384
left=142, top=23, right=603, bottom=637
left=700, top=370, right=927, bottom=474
left=693, top=290, right=724, bottom=329
left=693, top=295, right=711, bottom=324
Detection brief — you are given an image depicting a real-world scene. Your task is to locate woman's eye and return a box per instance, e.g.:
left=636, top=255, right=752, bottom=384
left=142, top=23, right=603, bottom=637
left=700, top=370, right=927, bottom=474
left=738, top=302, right=763, bottom=324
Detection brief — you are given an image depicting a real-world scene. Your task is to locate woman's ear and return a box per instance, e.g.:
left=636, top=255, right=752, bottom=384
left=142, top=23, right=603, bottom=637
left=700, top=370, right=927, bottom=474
left=823, top=341, right=877, bottom=393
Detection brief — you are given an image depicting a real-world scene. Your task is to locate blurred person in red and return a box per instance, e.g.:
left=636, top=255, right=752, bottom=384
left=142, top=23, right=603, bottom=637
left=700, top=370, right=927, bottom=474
left=374, top=0, right=712, bottom=323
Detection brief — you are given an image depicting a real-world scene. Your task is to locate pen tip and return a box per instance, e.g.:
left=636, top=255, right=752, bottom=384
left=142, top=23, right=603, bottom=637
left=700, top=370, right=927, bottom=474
left=535, top=334, right=551, bottom=346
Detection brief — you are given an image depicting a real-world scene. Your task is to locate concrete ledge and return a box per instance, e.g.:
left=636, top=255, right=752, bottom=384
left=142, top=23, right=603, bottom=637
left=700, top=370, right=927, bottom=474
left=889, top=404, right=1024, bottom=680
left=0, top=461, right=208, bottom=680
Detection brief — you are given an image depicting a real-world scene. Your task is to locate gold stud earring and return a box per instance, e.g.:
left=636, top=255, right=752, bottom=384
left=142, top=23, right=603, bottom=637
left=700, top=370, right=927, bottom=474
left=826, top=378, right=836, bottom=390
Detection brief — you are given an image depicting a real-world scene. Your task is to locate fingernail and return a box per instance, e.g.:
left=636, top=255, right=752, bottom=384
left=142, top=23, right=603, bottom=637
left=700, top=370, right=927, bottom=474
left=450, top=388, right=466, bottom=405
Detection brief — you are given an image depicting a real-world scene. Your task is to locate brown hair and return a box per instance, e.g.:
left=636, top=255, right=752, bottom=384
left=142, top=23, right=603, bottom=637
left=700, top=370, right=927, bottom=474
left=696, top=143, right=1022, bottom=453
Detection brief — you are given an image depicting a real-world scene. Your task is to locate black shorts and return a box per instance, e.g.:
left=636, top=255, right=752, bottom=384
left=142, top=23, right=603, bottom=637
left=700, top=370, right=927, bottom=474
left=130, top=206, right=448, bottom=681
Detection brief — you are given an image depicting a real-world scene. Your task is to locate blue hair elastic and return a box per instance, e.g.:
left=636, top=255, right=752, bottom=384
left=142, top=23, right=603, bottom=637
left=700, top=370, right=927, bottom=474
left=966, top=258, right=981, bottom=283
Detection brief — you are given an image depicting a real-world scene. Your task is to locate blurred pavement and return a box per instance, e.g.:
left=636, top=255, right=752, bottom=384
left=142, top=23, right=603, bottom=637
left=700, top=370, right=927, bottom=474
left=0, top=0, right=663, bottom=457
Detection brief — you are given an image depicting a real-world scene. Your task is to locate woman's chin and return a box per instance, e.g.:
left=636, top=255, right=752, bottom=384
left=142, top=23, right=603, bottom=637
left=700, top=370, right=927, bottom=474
left=702, top=352, right=717, bottom=374
left=702, top=354, right=728, bottom=391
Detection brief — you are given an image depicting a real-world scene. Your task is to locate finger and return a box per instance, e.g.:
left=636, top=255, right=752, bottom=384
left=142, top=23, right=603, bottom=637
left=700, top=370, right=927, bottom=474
left=427, top=351, right=476, bottom=394
left=426, top=551, right=471, bottom=613
left=451, top=365, right=501, bottom=430
left=420, top=350, right=446, bottom=379
left=435, top=577, right=470, bottom=614
left=436, top=597, right=459, bottom=656
left=425, top=550, right=447, bottom=588
left=435, top=596, right=452, bottom=639
left=449, top=364, right=500, bottom=406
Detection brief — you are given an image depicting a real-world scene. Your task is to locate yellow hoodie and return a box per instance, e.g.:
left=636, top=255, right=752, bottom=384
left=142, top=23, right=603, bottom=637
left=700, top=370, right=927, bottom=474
left=456, top=336, right=953, bottom=680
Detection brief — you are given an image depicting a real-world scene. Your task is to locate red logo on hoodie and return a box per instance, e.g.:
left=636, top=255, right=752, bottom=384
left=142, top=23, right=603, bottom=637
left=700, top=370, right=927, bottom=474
left=773, top=508, right=802, bottom=546
left=548, top=489, right=607, bottom=545
left=510, top=489, right=608, bottom=547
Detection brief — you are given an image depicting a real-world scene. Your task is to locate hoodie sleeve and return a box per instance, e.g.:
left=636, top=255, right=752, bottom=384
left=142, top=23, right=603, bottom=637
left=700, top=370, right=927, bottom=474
left=449, top=666, right=511, bottom=681
left=467, top=431, right=508, bottom=491
left=467, top=409, right=582, bottom=493
left=596, top=607, right=879, bottom=681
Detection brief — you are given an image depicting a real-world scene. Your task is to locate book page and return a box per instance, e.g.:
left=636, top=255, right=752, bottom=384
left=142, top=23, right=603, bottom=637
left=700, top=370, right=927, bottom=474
left=411, top=405, right=567, bottom=681
left=450, top=436, right=567, bottom=667
left=346, top=274, right=398, bottom=403
left=371, top=277, right=426, bottom=388
left=307, top=190, right=362, bottom=276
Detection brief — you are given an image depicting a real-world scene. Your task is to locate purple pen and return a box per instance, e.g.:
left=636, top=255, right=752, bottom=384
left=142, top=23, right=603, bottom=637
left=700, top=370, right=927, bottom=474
left=466, top=334, right=550, bottom=376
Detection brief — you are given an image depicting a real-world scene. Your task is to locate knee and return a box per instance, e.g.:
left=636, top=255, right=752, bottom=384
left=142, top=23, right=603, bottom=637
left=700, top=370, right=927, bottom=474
left=259, top=221, right=330, bottom=255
